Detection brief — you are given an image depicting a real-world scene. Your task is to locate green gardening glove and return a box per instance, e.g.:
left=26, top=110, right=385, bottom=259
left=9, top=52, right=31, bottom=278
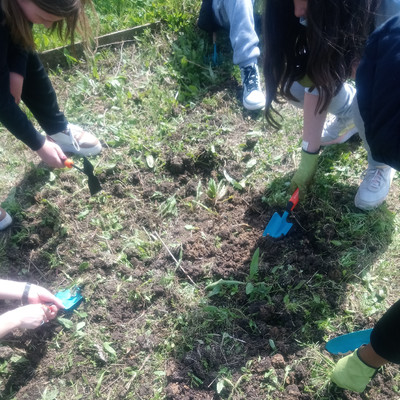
left=289, top=150, right=319, bottom=200
left=331, top=349, right=378, bottom=392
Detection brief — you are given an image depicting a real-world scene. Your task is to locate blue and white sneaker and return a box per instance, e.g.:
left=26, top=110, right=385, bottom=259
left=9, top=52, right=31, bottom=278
left=240, top=64, right=265, bottom=111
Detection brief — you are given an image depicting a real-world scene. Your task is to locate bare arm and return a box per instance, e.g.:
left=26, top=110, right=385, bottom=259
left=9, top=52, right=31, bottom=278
left=0, top=304, right=57, bottom=338
left=0, top=280, right=25, bottom=300
left=0, top=279, right=64, bottom=309
left=302, top=91, right=328, bottom=153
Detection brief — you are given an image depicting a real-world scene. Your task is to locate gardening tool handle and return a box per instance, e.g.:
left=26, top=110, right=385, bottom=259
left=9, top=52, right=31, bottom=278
left=64, top=158, right=74, bottom=169
left=64, top=158, right=84, bottom=174
left=286, top=188, right=299, bottom=212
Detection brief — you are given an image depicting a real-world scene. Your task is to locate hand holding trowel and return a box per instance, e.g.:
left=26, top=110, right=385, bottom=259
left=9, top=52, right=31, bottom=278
left=263, top=188, right=299, bottom=238
left=64, top=157, right=101, bottom=196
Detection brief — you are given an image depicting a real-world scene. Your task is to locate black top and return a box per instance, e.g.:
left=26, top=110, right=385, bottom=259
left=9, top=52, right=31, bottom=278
left=356, top=15, right=400, bottom=170
left=197, top=0, right=221, bottom=33
left=0, top=10, right=45, bottom=150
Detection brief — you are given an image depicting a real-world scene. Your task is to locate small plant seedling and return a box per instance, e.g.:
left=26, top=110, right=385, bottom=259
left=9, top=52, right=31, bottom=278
left=206, top=178, right=228, bottom=206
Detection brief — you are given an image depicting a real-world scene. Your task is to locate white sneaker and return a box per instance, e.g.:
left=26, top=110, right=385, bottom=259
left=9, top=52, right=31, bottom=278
left=355, top=166, right=396, bottom=210
left=321, top=115, right=358, bottom=145
left=240, top=64, right=266, bottom=111
left=0, top=207, right=12, bottom=230
left=48, top=124, right=102, bottom=156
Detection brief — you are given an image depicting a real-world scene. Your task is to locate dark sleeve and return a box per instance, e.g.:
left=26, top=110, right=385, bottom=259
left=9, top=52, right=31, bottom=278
left=0, top=20, right=45, bottom=151
left=370, top=299, right=400, bottom=364
left=356, top=16, right=400, bottom=170
left=8, top=40, right=28, bottom=78
left=197, top=0, right=221, bottom=32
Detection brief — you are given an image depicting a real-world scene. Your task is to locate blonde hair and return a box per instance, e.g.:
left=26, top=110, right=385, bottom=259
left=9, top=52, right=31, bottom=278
left=1, top=0, right=94, bottom=50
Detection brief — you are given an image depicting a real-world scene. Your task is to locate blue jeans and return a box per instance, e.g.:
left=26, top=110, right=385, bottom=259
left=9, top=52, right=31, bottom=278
left=212, top=0, right=260, bottom=67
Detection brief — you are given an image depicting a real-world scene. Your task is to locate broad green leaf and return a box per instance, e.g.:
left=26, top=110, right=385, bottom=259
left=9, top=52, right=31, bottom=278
left=246, top=282, right=254, bottom=295
left=103, top=342, right=117, bottom=356
left=76, top=321, right=86, bottom=331
left=57, top=317, right=74, bottom=330
left=249, top=248, right=259, bottom=280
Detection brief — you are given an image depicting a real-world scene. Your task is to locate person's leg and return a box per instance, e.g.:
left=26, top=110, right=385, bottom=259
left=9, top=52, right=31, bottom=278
left=353, top=96, right=395, bottom=210
left=319, top=83, right=358, bottom=145
left=212, top=0, right=265, bottom=110
left=212, top=0, right=259, bottom=67
left=22, top=53, right=101, bottom=156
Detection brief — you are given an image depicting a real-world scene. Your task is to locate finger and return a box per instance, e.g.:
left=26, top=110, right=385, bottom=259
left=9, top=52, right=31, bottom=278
left=41, top=304, right=50, bottom=314
left=51, top=296, right=65, bottom=309
left=39, top=293, right=65, bottom=309
left=41, top=304, right=49, bottom=311
left=54, top=144, right=67, bottom=163
left=48, top=305, right=58, bottom=319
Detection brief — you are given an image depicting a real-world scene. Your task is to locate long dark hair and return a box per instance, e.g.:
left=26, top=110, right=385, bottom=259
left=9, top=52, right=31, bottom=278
left=263, top=0, right=380, bottom=128
left=1, top=0, right=94, bottom=50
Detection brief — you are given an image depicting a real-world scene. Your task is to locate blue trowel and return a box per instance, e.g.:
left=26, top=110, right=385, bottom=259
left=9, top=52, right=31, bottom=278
left=325, top=329, right=373, bottom=354
left=263, top=188, right=299, bottom=238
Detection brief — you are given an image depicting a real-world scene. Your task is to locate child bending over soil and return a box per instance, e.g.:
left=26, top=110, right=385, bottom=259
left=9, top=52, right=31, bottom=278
left=263, top=0, right=399, bottom=210
left=0, top=0, right=102, bottom=229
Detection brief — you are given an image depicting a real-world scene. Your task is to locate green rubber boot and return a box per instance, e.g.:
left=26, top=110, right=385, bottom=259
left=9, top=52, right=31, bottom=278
left=331, top=349, right=378, bottom=392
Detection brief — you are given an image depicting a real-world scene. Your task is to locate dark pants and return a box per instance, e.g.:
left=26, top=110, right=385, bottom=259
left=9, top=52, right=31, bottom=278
left=21, top=52, right=67, bottom=135
left=371, top=299, right=400, bottom=364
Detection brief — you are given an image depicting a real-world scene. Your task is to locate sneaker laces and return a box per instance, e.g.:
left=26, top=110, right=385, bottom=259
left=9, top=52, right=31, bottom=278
left=362, top=168, right=386, bottom=190
left=64, top=125, right=80, bottom=152
left=242, top=65, right=259, bottom=93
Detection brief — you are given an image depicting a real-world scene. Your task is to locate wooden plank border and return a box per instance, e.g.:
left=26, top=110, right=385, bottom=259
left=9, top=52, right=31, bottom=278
left=39, top=21, right=161, bottom=69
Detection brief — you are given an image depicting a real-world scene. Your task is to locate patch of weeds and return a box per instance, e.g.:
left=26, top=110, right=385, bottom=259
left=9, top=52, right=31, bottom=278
left=10, top=227, right=31, bottom=247
left=206, top=178, right=228, bottom=206
left=122, top=230, right=161, bottom=261
left=216, top=366, right=250, bottom=399
left=159, top=195, right=178, bottom=218
left=90, top=212, right=124, bottom=239
left=299, top=345, right=336, bottom=398
left=206, top=248, right=274, bottom=302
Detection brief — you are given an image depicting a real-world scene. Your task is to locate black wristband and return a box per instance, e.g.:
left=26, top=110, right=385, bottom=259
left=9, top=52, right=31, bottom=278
left=21, top=283, right=31, bottom=305
left=302, top=148, right=320, bottom=155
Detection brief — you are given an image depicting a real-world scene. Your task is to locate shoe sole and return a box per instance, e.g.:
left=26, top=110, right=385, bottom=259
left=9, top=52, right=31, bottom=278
left=0, top=213, right=12, bottom=230
left=321, top=127, right=358, bottom=146
left=354, top=193, right=387, bottom=210
left=56, top=143, right=102, bottom=156
left=243, top=101, right=265, bottom=111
